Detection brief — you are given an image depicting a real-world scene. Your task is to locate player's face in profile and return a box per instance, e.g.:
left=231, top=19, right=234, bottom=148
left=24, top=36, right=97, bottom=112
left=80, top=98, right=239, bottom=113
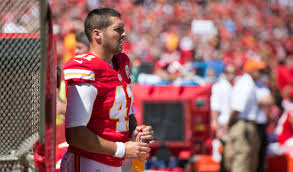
left=75, top=42, right=89, bottom=55
left=102, top=16, right=125, bottom=55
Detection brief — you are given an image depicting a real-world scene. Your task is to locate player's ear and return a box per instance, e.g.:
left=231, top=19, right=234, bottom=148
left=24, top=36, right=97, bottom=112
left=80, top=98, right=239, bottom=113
left=92, top=29, right=102, bottom=44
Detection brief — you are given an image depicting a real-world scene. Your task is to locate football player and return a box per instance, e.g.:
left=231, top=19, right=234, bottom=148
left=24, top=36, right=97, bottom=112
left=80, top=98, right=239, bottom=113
left=60, top=8, right=154, bottom=172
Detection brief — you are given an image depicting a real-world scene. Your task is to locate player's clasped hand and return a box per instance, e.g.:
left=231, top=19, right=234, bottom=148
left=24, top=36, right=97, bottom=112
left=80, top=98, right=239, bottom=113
left=134, top=125, right=154, bottom=144
left=124, top=141, right=150, bottom=162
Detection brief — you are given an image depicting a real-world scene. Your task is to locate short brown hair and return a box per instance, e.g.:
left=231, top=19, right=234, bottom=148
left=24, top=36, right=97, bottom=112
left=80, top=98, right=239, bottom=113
left=84, top=8, right=121, bottom=42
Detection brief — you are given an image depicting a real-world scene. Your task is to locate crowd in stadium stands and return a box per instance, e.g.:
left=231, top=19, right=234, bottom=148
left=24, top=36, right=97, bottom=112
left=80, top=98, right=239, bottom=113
left=49, top=0, right=293, bottom=85
left=48, top=0, right=293, bottom=168
left=47, top=0, right=291, bottom=91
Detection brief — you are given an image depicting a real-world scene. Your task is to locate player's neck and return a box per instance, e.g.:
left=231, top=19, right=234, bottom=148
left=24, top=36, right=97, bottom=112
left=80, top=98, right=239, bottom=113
left=89, top=46, right=113, bottom=64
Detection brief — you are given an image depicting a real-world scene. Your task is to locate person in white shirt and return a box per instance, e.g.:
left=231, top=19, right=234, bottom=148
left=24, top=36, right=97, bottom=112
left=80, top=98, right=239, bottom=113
left=210, top=64, right=236, bottom=172
left=223, top=59, right=266, bottom=172
left=255, top=82, right=274, bottom=172
left=211, top=64, right=236, bottom=135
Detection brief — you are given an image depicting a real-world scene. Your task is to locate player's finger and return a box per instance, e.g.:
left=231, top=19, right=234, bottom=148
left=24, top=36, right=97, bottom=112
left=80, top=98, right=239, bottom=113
left=149, top=140, right=155, bottom=144
left=137, top=147, right=150, bottom=155
left=136, top=125, right=143, bottom=131
left=140, top=135, right=153, bottom=142
left=139, top=146, right=151, bottom=153
left=142, top=126, right=153, bottom=134
left=143, top=126, right=152, bottom=130
left=138, top=131, right=154, bottom=139
left=138, top=142, right=149, bottom=147
left=139, top=129, right=154, bottom=135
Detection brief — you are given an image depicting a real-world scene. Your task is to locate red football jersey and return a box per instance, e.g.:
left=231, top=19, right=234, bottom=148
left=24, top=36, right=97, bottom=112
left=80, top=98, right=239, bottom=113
left=63, top=52, right=133, bottom=167
left=276, top=109, right=293, bottom=145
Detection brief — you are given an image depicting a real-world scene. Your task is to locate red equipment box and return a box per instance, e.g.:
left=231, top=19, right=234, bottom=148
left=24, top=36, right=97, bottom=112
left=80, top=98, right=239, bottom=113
left=131, top=84, right=212, bottom=156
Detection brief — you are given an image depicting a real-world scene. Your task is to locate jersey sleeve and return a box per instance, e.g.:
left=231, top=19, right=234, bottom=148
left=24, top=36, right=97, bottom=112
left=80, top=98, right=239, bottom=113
left=63, top=58, right=95, bottom=84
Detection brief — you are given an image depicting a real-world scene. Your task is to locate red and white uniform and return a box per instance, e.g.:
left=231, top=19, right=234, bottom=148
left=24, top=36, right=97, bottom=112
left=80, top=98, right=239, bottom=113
left=276, top=109, right=293, bottom=145
left=56, top=142, right=69, bottom=171
left=63, top=52, right=133, bottom=167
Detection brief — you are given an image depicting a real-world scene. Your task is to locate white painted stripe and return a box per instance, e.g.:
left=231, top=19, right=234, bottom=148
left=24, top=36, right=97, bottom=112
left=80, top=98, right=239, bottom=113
left=64, top=69, right=94, bottom=75
left=56, top=159, right=61, bottom=169
left=64, top=74, right=95, bottom=81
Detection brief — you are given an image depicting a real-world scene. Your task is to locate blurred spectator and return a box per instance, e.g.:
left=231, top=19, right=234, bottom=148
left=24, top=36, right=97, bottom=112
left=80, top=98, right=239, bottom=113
left=210, top=64, right=236, bottom=171
left=224, top=59, right=266, bottom=172
left=75, top=32, right=90, bottom=55
left=275, top=89, right=293, bottom=149
left=210, top=64, right=236, bottom=135
left=267, top=89, right=293, bottom=156
left=204, top=67, right=217, bottom=83
left=255, top=78, right=274, bottom=172
left=277, top=58, right=293, bottom=92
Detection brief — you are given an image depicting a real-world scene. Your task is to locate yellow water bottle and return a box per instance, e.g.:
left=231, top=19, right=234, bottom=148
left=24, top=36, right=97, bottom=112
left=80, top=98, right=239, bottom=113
left=131, top=125, right=147, bottom=171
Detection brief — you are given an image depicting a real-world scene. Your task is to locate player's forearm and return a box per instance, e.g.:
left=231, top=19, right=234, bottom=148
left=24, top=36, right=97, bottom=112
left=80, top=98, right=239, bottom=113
left=65, top=126, right=116, bottom=155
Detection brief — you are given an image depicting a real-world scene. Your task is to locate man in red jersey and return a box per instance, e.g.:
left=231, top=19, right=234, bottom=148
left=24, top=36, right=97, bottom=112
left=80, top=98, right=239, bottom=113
left=60, top=8, right=154, bottom=172
left=276, top=89, right=293, bottom=146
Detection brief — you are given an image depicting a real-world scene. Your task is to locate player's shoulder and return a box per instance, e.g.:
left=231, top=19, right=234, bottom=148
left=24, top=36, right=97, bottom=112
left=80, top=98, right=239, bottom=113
left=64, top=53, right=95, bottom=68
left=64, top=54, right=96, bottom=72
left=63, top=53, right=98, bottom=83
